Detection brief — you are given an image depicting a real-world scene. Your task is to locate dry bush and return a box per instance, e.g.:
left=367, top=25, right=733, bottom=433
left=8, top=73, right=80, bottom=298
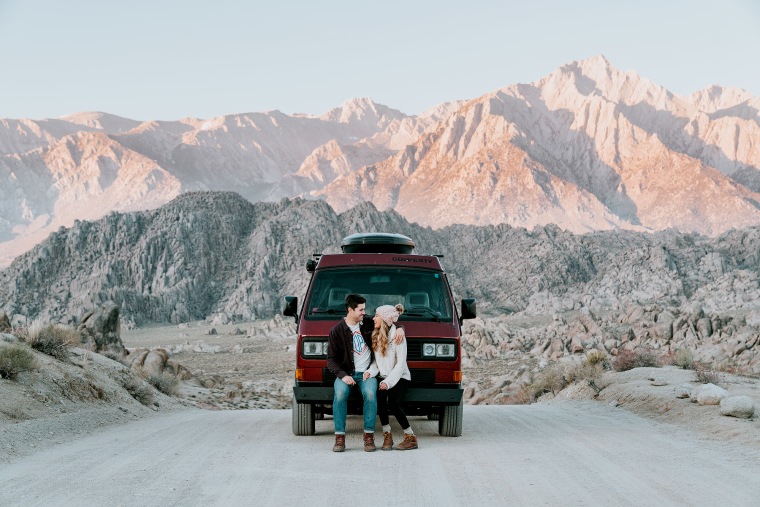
left=22, top=324, right=79, bottom=362
left=673, top=349, right=695, bottom=370
left=500, top=387, right=536, bottom=405
left=612, top=348, right=659, bottom=372
left=528, top=354, right=609, bottom=402
left=0, top=344, right=36, bottom=379
left=122, top=375, right=155, bottom=405
left=15, top=318, right=45, bottom=343
left=572, top=362, right=605, bottom=383
left=147, top=372, right=179, bottom=396
left=694, top=362, right=721, bottom=384
left=532, top=363, right=569, bottom=396
left=585, top=349, right=610, bottom=369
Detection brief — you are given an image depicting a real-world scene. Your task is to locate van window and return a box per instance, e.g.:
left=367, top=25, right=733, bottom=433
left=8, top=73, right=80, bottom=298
left=304, top=268, right=453, bottom=322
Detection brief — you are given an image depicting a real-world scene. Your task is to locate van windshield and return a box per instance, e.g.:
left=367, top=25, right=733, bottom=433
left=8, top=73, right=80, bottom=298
left=304, top=267, right=453, bottom=322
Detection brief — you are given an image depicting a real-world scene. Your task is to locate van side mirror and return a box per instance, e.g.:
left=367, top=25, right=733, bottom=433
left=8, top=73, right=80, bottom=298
left=284, top=296, right=298, bottom=322
left=460, top=298, right=476, bottom=324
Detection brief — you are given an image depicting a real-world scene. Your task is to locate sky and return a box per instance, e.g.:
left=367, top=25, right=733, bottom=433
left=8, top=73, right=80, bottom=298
left=1, top=0, right=759, bottom=121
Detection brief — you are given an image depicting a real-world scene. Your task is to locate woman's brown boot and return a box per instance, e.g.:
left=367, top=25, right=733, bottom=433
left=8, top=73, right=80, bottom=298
left=395, top=433, right=418, bottom=450
left=382, top=431, right=394, bottom=451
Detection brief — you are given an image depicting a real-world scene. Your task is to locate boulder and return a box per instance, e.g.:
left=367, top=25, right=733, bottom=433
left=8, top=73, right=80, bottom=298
left=1, top=332, right=19, bottom=343
left=77, top=302, right=125, bottom=356
left=127, top=347, right=192, bottom=380
left=142, top=349, right=170, bottom=377
left=0, top=311, right=11, bottom=332
left=696, top=318, right=712, bottom=337
left=696, top=383, right=728, bottom=405
left=719, top=396, right=755, bottom=419
left=675, top=383, right=692, bottom=399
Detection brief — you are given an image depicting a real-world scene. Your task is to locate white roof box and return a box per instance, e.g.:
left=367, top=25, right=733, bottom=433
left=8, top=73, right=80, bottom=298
left=340, top=233, right=415, bottom=254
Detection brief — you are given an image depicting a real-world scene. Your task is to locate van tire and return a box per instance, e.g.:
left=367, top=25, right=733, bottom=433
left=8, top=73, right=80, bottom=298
left=292, top=395, right=315, bottom=435
left=438, top=401, right=463, bottom=437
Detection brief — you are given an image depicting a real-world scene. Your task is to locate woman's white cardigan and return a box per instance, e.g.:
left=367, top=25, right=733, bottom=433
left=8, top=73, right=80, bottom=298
left=367, top=325, right=411, bottom=388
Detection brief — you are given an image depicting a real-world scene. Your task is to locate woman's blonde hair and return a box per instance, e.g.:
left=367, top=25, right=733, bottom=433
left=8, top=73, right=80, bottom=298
left=372, top=304, right=404, bottom=356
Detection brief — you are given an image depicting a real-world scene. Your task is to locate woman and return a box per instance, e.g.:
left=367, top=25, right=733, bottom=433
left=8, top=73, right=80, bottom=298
left=363, top=303, right=418, bottom=450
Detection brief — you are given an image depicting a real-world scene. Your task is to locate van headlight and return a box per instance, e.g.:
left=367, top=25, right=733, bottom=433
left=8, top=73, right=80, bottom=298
left=436, top=344, right=456, bottom=357
left=422, top=342, right=456, bottom=358
left=303, top=341, right=327, bottom=356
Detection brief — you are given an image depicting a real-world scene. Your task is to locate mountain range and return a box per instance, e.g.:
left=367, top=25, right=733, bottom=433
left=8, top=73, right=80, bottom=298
left=1, top=55, right=759, bottom=268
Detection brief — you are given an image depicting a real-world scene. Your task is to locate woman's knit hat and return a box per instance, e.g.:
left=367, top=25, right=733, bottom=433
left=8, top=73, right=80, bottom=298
left=376, top=304, right=404, bottom=327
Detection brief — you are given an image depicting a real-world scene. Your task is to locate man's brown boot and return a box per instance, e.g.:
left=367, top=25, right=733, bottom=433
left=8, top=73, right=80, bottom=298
left=333, top=434, right=345, bottom=452
left=363, top=432, right=376, bottom=452
left=395, top=433, right=418, bottom=450
left=381, top=431, right=394, bottom=451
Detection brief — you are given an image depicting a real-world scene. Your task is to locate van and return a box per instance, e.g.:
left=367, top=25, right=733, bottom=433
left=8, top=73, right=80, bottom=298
left=284, top=233, right=476, bottom=436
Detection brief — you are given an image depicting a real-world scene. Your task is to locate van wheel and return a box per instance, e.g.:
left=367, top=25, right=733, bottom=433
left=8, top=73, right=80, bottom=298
left=292, top=395, right=315, bottom=435
left=427, top=413, right=439, bottom=420
left=438, top=401, right=463, bottom=437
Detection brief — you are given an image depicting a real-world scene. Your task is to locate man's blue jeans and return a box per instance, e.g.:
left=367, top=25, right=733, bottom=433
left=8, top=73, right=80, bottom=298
left=333, top=373, right=377, bottom=434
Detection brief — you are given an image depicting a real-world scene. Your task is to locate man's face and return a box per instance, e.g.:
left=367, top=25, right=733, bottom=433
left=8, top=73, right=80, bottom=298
left=347, top=303, right=366, bottom=324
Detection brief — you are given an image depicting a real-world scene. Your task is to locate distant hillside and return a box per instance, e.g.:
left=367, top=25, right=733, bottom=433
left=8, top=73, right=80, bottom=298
left=2, top=192, right=760, bottom=328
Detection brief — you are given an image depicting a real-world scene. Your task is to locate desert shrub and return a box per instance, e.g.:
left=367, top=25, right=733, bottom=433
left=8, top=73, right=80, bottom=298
left=15, top=318, right=45, bottom=343
left=695, top=364, right=721, bottom=385
left=147, top=372, right=178, bottom=396
left=500, top=387, right=535, bottom=405
left=673, top=349, right=695, bottom=370
left=585, top=349, right=610, bottom=369
left=530, top=363, right=570, bottom=398
left=528, top=355, right=610, bottom=402
left=612, top=348, right=659, bottom=372
left=122, top=376, right=155, bottom=405
left=26, top=325, right=78, bottom=361
left=573, top=361, right=604, bottom=383
left=0, top=344, right=36, bottom=379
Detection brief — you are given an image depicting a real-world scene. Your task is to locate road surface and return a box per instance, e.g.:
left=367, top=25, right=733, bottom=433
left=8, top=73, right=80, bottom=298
left=1, top=401, right=759, bottom=506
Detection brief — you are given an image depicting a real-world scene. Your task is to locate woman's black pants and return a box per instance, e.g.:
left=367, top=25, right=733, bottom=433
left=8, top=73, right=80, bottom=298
left=377, top=377, right=410, bottom=430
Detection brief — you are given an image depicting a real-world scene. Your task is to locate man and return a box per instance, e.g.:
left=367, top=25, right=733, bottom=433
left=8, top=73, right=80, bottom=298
left=326, top=294, right=405, bottom=452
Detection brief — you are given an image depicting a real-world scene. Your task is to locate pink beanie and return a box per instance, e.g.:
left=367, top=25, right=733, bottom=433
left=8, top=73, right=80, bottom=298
left=376, top=304, right=403, bottom=327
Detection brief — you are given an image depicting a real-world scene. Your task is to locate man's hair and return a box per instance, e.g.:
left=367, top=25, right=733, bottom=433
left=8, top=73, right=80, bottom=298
left=345, top=294, right=366, bottom=311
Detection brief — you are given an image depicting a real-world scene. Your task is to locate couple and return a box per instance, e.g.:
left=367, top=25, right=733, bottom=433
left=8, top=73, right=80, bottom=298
left=326, top=294, right=418, bottom=452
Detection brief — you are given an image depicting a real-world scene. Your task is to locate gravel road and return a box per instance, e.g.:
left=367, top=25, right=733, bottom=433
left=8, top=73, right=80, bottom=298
left=2, top=402, right=759, bottom=506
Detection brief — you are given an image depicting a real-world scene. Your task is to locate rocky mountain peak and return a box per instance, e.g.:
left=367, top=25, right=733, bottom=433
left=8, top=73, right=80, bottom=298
left=687, top=85, right=757, bottom=114
left=57, top=112, right=142, bottom=133
left=319, top=97, right=407, bottom=125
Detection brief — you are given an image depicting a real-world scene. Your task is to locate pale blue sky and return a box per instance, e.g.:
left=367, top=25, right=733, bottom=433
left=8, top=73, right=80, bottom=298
left=1, top=0, right=758, bottom=120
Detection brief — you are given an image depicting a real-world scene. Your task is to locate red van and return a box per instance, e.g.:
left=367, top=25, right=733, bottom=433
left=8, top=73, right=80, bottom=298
left=284, top=233, right=476, bottom=437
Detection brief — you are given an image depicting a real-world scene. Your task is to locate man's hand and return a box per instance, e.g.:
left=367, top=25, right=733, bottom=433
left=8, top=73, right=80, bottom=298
left=393, top=327, right=406, bottom=345
left=379, top=381, right=389, bottom=390
left=362, top=371, right=372, bottom=381
left=342, top=375, right=356, bottom=386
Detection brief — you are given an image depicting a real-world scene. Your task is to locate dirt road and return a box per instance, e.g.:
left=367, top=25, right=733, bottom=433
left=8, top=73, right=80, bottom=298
left=1, top=402, right=759, bottom=506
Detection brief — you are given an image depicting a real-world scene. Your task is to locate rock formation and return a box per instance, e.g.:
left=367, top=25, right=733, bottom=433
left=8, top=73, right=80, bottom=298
left=0, top=311, right=10, bottom=332
left=77, top=302, right=125, bottom=356
left=2, top=192, right=760, bottom=380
